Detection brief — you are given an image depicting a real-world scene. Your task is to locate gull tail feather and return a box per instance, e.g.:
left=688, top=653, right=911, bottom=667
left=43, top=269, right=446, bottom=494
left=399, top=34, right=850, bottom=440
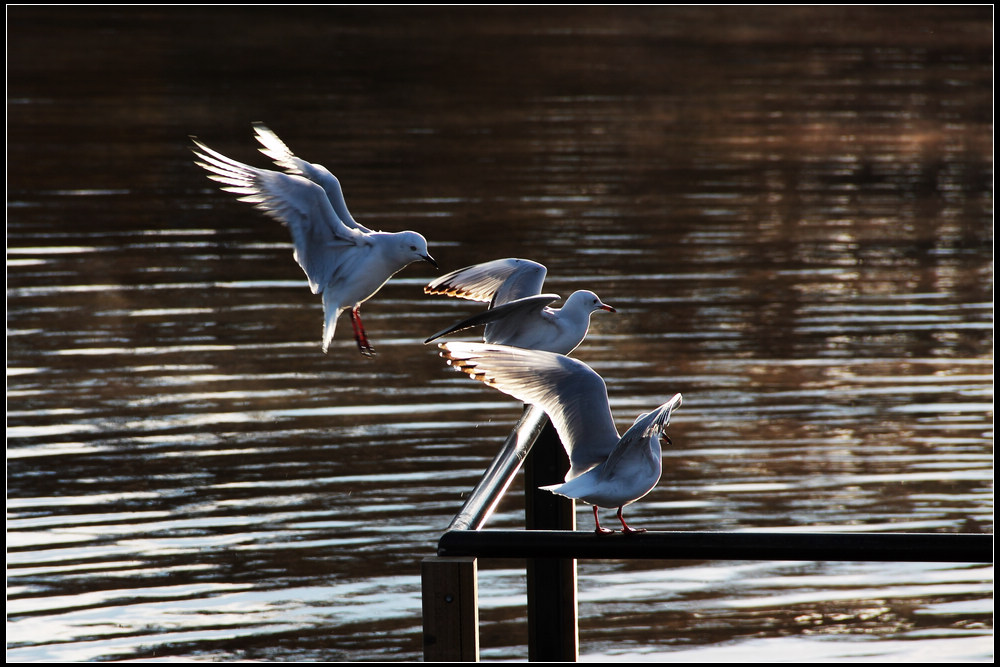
left=321, top=293, right=341, bottom=353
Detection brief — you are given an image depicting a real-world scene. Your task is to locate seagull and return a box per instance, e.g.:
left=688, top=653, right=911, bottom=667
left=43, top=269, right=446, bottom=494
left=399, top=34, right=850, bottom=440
left=439, top=341, right=682, bottom=534
left=424, top=258, right=615, bottom=354
left=190, top=123, right=437, bottom=357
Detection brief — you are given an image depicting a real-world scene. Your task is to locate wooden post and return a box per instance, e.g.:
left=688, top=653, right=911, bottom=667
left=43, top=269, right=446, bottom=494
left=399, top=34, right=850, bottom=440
left=421, top=556, right=479, bottom=662
left=524, top=417, right=579, bottom=662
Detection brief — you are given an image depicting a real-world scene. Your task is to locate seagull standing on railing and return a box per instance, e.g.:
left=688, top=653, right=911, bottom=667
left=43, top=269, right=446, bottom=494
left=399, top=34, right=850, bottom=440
left=424, top=258, right=614, bottom=355
left=439, top=341, right=682, bottom=534
left=191, top=123, right=437, bottom=357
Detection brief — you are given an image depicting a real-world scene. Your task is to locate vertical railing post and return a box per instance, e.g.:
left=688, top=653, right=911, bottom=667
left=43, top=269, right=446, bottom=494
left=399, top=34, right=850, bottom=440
left=422, top=556, right=480, bottom=662
left=524, top=417, right=579, bottom=662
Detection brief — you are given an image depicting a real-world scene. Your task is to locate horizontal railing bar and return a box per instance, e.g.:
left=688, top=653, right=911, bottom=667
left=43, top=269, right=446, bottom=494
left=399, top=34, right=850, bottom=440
left=438, top=529, right=993, bottom=563
left=447, top=405, right=550, bottom=532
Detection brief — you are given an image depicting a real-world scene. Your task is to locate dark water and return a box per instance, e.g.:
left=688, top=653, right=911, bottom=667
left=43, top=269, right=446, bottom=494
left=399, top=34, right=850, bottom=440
left=6, top=6, right=993, bottom=662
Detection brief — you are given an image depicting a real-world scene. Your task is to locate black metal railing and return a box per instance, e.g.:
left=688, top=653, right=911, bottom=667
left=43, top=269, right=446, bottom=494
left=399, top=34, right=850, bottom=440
left=421, top=405, right=993, bottom=662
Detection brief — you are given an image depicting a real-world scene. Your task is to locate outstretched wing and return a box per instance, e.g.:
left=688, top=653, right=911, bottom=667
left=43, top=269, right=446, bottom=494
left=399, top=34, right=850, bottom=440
left=425, top=258, right=547, bottom=306
left=252, top=122, right=375, bottom=234
left=439, top=342, right=621, bottom=479
left=191, top=137, right=365, bottom=294
left=602, top=393, right=683, bottom=474
left=424, top=294, right=560, bottom=344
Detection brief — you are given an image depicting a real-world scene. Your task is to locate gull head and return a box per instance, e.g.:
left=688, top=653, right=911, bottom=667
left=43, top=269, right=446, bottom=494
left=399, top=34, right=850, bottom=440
left=396, top=231, right=438, bottom=269
left=565, top=290, right=616, bottom=315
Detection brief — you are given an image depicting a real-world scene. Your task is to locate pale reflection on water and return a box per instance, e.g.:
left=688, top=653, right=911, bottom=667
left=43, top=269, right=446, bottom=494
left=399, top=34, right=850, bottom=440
left=7, top=5, right=993, bottom=662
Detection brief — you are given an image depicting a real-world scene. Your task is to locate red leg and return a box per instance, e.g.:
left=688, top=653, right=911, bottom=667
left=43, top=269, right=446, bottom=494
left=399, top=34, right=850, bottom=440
left=594, top=505, right=614, bottom=535
left=350, top=307, right=376, bottom=357
left=618, top=506, right=646, bottom=534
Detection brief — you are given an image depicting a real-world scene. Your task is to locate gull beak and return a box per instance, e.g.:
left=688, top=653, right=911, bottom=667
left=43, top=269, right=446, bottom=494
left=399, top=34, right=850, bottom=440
left=422, top=254, right=439, bottom=270
left=600, top=303, right=616, bottom=313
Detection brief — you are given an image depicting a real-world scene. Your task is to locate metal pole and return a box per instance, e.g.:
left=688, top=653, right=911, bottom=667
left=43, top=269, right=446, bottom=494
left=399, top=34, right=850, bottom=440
left=448, top=405, right=549, bottom=532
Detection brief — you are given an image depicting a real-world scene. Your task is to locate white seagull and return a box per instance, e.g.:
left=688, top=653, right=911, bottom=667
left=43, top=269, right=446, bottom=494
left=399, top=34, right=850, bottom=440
left=190, top=123, right=437, bottom=357
left=424, top=258, right=615, bottom=355
left=439, top=341, right=682, bottom=534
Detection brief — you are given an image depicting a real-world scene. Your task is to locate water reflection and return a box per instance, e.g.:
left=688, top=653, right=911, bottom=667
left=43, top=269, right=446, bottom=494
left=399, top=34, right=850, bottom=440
left=7, top=5, right=993, bottom=663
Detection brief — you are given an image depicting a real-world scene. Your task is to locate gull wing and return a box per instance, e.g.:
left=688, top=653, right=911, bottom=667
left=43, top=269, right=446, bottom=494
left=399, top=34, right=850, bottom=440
left=424, top=294, right=560, bottom=343
left=425, top=258, right=547, bottom=306
left=439, top=342, right=621, bottom=479
left=602, top=393, right=683, bottom=475
left=252, top=122, right=375, bottom=234
left=191, top=137, right=365, bottom=294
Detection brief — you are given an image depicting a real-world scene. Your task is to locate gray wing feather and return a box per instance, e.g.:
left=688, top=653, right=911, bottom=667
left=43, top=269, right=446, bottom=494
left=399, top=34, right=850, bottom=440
left=602, top=394, right=683, bottom=473
left=424, top=294, right=559, bottom=343
left=252, top=122, right=375, bottom=234
left=425, top=258, right=547, bottom=305
left=191, top=137, right=364, bottom=294
left=439, top=342, right=621, bottom=479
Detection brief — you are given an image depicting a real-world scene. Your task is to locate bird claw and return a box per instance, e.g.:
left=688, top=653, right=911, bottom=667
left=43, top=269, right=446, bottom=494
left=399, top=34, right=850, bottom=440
left=617, top=507, right=645, bottom=534
left=593, top=505, right=616, bottom=534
